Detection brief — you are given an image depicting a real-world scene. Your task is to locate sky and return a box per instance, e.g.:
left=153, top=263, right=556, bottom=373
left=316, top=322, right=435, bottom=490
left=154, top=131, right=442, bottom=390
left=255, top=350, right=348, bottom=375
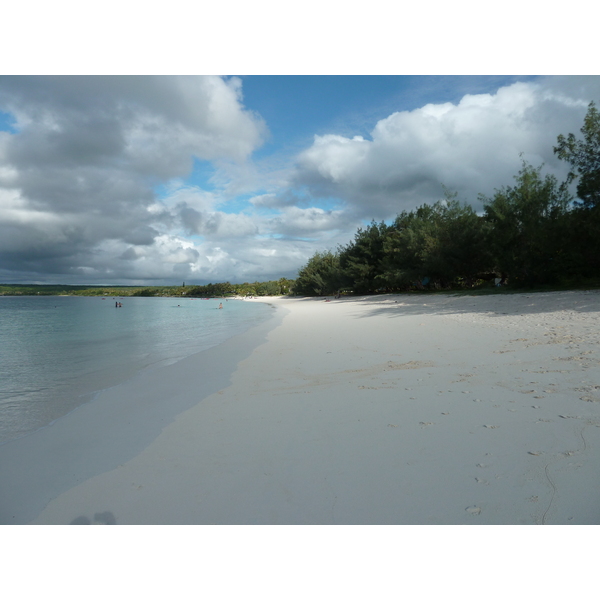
left=0, top=1, right=598, bottom=286
left=1, top=74, right=599, bottom=285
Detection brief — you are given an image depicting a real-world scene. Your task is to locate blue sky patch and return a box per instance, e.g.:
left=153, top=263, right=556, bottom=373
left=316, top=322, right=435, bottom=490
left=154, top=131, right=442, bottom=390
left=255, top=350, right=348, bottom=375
left=0, top=110, right=17, bottom=133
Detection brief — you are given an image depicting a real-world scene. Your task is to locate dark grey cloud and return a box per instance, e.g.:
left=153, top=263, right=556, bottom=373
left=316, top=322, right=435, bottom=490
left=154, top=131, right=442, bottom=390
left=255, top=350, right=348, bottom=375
left=178, top=204, right=222, bottom=236
left=0, top=76, right=267, bottom=283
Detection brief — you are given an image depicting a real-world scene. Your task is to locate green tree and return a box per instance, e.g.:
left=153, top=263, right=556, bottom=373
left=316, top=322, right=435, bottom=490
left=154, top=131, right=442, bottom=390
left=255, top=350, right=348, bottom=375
left=554, top=101, right=600, bottom=209
left=255, top=280, right=280, bottom=296
left=379, top=206, right=436, bottom=288
left=380, top=193, right=491, bottom=289
left=482, top=161, right=573, bottom=285
left=132, top=288, right=157, bottom=296
left=292, top=250, right=345, bottom=296
left=339, top=221, right=390, bottom=293
left=277, top=278, right=294, bottom=295
left=237, top=283, right=257, bottom=296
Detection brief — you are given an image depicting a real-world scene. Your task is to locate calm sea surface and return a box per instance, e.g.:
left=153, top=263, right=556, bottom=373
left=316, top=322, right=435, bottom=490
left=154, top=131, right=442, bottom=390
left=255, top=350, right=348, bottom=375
left=0, top=296, right=273, bottom=445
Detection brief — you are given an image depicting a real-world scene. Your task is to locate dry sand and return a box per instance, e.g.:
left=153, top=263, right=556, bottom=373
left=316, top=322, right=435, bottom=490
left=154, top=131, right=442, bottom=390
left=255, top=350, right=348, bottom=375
left=4, top=290, right=600, bottom=524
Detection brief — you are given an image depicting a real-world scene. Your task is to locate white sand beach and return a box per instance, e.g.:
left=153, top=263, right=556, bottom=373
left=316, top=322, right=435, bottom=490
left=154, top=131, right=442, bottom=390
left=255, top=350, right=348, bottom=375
left=4, top=290, right=600, bottom=525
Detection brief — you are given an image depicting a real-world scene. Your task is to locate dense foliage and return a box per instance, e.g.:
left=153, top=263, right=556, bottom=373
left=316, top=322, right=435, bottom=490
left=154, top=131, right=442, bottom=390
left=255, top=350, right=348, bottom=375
left=292, top=251, right=346, bottom=296
left=554, top=101, right=600, bottom=210
left=0, top=279, right=295, bottom=297
left=292, top=102, right=600, bottom=295
left=0, top=284, right=149, bottom=296
left=185, top=278, right=294, bottom=297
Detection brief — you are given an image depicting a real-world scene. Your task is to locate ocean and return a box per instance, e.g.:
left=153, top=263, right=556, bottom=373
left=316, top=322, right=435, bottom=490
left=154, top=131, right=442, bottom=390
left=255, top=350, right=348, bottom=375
left=0, top=295, right=273, bottom=445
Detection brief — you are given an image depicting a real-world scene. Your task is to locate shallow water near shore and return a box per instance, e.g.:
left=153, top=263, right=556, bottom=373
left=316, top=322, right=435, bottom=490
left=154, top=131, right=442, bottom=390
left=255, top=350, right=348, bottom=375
left=0, top=295, right=273, bottom=445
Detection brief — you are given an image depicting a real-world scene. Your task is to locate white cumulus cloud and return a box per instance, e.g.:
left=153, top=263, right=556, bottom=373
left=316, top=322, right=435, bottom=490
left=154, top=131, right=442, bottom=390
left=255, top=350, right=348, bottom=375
left=294, top=78, right=600, bottom=218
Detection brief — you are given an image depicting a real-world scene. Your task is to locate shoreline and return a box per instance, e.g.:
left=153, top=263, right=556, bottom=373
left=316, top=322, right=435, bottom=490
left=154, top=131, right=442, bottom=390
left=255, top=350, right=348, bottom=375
left=0, top=301, right=286, bottom=524
left=5, top=290, right=600, bottom=524
left=0, top=295, right=275, bottom=446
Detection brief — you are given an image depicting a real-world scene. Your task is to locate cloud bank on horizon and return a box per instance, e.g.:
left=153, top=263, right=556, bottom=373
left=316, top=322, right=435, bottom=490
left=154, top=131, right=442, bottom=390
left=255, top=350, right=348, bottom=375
left=1, top=75, right=599, bottom=285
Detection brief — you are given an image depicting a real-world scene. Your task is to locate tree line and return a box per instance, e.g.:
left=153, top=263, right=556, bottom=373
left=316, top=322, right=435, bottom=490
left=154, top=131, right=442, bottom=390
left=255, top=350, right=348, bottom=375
left=113, top=278, right=295, bottom=297
left=0, top=279, right=295, bottom=297
left=292, top=102, right=600, bottom=295
left=0, top=284, right=150, bottom=296
left=183, top=278, right=294, bottom=297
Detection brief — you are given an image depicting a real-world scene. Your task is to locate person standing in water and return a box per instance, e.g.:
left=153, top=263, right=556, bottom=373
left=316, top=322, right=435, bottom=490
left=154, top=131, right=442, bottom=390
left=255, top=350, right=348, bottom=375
left=218, top=303, right=223, bottom=309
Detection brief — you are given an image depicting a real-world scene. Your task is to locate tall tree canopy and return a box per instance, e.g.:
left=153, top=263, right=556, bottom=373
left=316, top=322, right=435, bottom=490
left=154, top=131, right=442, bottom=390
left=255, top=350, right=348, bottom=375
left=381, top=194, right=491, bottom=289
left=554, top=101, right=600, bottom=209
left=338, top=221, right=390, bottom=294
left=293, top=250, right=346, bottom=296
left=481, top=161, right=573, bottom=285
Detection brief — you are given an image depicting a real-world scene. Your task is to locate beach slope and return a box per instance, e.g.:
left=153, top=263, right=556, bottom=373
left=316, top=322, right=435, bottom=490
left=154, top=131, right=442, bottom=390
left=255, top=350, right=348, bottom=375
left=25, top=291, right=600, bottom=524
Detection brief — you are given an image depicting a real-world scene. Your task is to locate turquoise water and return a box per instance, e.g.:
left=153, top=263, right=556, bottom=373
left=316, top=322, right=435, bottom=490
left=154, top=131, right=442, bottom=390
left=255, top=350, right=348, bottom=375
left=0, top=296, right=273, bottom=444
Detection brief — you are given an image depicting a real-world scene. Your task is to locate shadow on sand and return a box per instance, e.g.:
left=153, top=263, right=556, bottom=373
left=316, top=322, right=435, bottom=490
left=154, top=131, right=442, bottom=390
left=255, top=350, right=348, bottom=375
left=302, top=289, right=600, bottom=320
